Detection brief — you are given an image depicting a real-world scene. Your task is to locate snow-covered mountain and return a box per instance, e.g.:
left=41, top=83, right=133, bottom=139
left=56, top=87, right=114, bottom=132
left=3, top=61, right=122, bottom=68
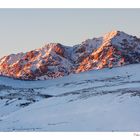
left=0, top=64, right=140, bottom=131
left=1, top=30, right=140, bottom=80
left=0, top=43, right=73, bottom=80
left=75, top=31, right=140, bottom=72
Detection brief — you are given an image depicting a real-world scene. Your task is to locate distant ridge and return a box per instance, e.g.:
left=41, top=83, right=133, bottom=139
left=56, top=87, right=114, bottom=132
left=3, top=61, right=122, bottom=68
left=0, top=30, right=140, bottom=80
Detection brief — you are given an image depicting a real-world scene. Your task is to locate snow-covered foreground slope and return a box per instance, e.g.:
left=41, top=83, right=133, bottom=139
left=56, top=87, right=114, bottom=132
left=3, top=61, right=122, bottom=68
left=0, top=64, right=140, bottom=131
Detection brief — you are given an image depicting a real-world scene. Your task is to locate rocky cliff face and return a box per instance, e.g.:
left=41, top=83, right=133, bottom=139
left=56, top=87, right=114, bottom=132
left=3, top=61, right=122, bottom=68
left=1, top=30, right=140, bottom=80
left=0, top=43, right=73, bottom=80
left=75, top=31, right=140, bottom=72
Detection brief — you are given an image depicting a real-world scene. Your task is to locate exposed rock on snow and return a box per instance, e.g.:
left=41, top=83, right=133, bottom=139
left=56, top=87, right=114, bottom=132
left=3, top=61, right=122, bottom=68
left=0, top=30, right=140, bottom=80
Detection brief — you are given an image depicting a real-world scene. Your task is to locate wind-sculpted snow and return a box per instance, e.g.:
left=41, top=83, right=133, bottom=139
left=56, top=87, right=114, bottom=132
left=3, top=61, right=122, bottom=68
left=0, top=64, right=140, bottom=131
left=1, top=31, right=140, bottom=80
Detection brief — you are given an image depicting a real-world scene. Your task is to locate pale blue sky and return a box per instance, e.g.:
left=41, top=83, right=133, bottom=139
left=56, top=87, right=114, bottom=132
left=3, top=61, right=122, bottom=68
left=0, top=9, right=140, bottom=57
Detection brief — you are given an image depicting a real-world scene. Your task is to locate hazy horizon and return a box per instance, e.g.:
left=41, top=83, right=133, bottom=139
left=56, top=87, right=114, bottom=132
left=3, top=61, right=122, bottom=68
left=0, top=9, right=140, bottom=57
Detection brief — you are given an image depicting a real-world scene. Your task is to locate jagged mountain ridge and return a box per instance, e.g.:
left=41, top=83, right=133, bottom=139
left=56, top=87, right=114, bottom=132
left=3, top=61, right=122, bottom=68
left=0, top=30, right=140, bottom=80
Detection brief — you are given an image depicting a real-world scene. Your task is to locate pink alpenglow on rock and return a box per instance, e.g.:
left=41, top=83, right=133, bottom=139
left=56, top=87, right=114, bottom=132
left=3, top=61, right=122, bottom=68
left=0, top=30, right=140, bottom=80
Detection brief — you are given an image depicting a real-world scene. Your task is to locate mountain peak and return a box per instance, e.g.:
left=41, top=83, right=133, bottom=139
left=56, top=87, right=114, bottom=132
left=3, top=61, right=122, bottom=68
left=103, top=30, right=134, bottom=40
left=103, top=30, right=124, bottom=40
